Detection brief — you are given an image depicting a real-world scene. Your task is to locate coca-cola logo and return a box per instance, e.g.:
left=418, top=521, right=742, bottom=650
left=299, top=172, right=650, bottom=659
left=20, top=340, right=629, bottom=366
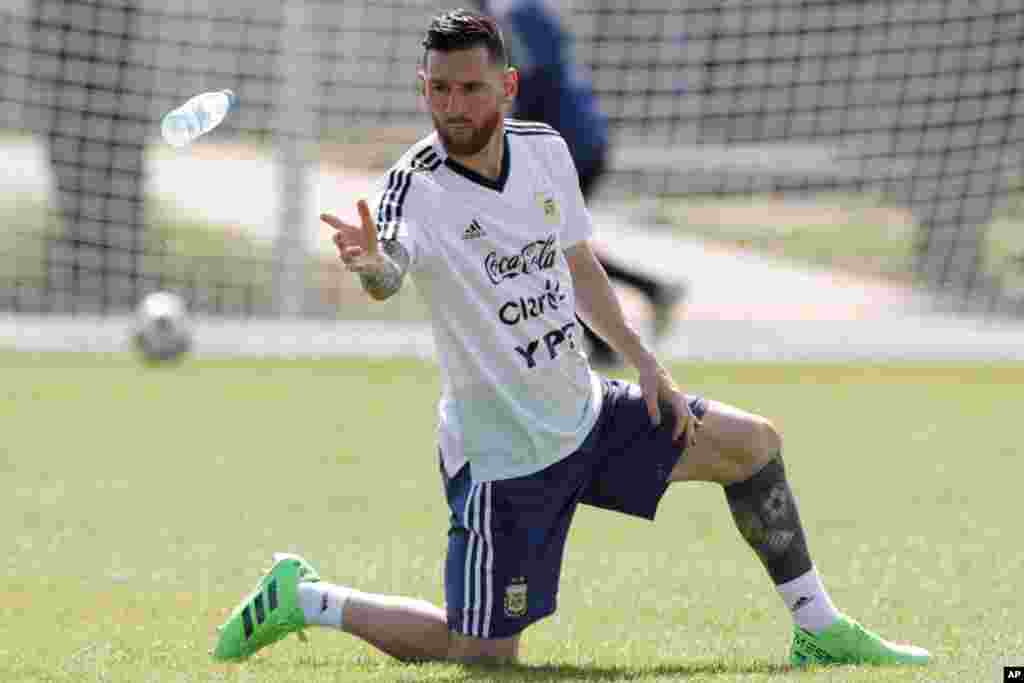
left=484, top=235, right=557, bottom=285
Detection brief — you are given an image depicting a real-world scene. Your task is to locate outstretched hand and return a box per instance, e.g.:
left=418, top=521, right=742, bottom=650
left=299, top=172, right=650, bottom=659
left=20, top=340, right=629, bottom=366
left=320, top=199, right=385, bottom=274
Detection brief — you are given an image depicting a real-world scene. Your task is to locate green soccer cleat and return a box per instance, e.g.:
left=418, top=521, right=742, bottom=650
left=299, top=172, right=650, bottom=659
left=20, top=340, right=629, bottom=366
left=213, top=552, right=321, bottom=661
left=790, top=614, right=932, bottom=667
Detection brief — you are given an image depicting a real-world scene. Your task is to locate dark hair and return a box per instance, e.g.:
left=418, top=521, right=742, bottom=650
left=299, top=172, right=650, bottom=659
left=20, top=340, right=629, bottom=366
left=421, top=9, right=508, bottom=67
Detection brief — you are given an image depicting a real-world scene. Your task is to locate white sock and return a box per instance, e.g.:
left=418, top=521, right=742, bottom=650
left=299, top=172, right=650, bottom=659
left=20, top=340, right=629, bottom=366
left=776, top=567, right=841, bottom=634
left=297, top=581, right=352, bottom=630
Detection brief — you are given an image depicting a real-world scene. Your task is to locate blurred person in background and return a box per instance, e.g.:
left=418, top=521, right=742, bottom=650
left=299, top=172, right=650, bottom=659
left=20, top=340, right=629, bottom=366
left=30, top=0, right=148, bottom=312
left=479, top=0, right=687, bottom=367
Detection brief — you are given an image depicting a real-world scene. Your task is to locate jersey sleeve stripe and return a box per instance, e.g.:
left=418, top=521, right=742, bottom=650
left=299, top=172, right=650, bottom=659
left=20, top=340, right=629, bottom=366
left=506, top=129, right=561, bottom=137
left=506, top=121, right=559, bottom=134
left=417, top=149, right=441, bottom=170
left=505, top=119, right=555, bottom=130
left=409, top=145, right=440, bottom=170
left=377, top=169, right=413, bottom=241
left=376, top=143, right=440, bottom=241
left=377, top=169, right=400, bottom=226
left=394, top=169, right=414, bottom=222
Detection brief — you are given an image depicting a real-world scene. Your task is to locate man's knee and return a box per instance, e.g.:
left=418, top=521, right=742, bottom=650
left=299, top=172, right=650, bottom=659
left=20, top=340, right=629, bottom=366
left=756, top=416, right=782, bottom=459
left=742, top=416, right=782, bottom=477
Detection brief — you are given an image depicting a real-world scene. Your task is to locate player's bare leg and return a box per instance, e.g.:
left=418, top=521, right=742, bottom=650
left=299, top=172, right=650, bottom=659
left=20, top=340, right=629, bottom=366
left=668, top=400, right=930, bottom=667
left=214, top=553, right=519, bottom=664
left=668, top=399, right=777, bottom=486
left=448, top=632, right=520, bottom=663
left=298, top=582, right=521, bottom=663
left=335, top=591, right=451, bottom=661
left=340, top=592, right=519, bottom=663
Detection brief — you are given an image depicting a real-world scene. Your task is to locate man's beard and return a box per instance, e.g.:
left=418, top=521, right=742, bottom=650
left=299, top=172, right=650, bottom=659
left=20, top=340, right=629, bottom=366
left=434, top=109, right=502, bottom=157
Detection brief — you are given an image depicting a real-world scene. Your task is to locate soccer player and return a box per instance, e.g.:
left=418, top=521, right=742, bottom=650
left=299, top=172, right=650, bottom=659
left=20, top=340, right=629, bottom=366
left=477, top=0, right=686, bottom=367
left=213, top=10, right=931, bottom=669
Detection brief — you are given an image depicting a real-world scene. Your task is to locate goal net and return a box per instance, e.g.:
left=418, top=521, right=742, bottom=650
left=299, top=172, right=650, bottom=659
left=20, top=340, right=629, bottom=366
left=0, top=0, right=1020, bottom=315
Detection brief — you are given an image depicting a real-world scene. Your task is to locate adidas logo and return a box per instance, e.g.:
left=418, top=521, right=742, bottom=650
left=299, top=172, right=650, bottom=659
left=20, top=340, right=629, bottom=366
left=792, top=595, right=815, bottom=612
left=463, top=219, right=486, bottom=240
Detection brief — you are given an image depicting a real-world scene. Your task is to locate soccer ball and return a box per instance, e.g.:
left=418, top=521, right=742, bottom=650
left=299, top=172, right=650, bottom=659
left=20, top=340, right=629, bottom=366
left=133, top=291, right=192, bottom=363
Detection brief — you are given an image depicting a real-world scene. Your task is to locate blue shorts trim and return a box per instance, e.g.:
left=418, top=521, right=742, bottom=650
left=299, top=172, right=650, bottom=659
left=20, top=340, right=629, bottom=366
left=441, top=378, right=707, bottom=639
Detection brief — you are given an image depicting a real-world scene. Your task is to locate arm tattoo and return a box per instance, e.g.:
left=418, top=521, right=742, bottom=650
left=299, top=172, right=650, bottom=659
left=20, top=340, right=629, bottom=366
left=359, top=239, right=410, bottom=300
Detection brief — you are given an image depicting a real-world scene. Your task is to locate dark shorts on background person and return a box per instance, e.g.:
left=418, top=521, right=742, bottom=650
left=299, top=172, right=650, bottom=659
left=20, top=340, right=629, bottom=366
left=441, top=378, right=708, bottom=639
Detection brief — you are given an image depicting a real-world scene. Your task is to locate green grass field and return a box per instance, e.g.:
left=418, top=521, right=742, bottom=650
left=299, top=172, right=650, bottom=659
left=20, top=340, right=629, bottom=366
left=3, top=352, right=1022, bottom=682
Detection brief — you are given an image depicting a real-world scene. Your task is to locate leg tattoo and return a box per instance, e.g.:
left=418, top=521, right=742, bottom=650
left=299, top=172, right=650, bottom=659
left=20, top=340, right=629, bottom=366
left=724, top=454, right=812, bottom=585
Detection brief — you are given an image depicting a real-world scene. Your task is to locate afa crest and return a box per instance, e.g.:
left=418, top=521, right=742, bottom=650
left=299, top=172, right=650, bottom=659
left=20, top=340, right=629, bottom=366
left=504, top=577, right=528, bottom=618
left=536, top=193, right=560, bottom=223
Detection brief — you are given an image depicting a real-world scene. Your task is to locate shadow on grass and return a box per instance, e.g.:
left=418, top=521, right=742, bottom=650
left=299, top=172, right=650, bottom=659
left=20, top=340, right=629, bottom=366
left=285, top=656, right=796, bottom=681
left=460, top=660, right=794, bottom=681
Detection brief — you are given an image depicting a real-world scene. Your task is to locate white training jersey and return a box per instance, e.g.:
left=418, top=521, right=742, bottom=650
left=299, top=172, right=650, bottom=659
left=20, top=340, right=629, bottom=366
left=371, top=119, right=603, bottom=482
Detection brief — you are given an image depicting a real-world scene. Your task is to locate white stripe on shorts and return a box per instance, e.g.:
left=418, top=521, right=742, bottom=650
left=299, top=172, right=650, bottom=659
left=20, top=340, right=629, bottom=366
left=459, top=483, right=496, bottom=637
left=481, top=482, right=494, bottom=637
left=471, top=482, right=485, bottom=636
left=461, top=482, right=478, bottom=634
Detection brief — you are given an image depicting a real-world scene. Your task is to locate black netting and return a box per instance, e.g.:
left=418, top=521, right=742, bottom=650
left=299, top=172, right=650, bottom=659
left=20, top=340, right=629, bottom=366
left=1, top=0, right=1021, bottom=315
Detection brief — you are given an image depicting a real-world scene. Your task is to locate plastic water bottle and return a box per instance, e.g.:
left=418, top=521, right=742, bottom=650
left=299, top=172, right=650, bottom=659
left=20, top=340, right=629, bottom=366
left=160, top=89, right=238, bottom=148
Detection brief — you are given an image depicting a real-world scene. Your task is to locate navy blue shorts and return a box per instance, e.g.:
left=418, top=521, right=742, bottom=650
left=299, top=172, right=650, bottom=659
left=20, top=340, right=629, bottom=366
left=441, top=378, right=707, bottom=639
